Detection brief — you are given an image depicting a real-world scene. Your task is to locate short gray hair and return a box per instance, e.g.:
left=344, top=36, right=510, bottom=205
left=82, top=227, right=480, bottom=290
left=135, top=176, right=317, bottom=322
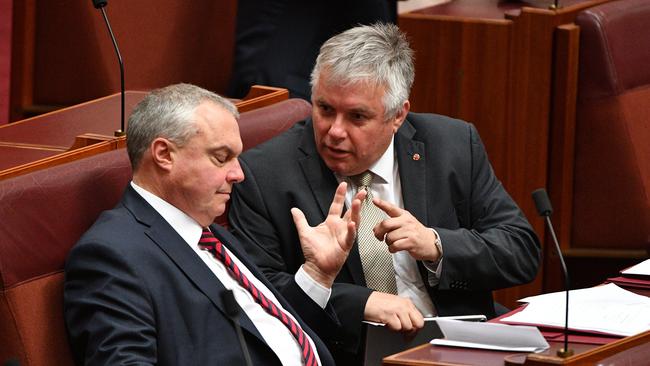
left=126, top=83, right=239, bottom=169
left=310, top=23, right=414, bottom=120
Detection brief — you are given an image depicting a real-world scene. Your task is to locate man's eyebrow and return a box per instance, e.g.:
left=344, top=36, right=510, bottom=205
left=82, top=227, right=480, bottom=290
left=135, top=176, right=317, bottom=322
left=348, top=106, right=374, bottom=115
left=208, top=145, right=236, bottom=155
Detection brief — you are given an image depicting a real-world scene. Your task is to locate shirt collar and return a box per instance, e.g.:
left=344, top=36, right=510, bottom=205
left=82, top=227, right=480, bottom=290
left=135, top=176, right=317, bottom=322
left=335, top=135, right=396, bottom=187
left=130, top=181, right=203, bottom=246
left=370, top=136, right=396, bottom=185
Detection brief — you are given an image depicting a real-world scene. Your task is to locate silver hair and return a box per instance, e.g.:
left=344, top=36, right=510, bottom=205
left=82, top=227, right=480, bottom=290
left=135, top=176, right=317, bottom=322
left=310, top=23, right=414, bottom=120
left=126, top=83, right=239, bottom=169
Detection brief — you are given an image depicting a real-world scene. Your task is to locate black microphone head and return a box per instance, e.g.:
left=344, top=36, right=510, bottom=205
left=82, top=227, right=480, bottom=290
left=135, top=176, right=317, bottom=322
left=92, top=0, right=108, bottom=9
left=220, top=289, right=240, bottom=318
left=532, top=188, right=553, bottom=217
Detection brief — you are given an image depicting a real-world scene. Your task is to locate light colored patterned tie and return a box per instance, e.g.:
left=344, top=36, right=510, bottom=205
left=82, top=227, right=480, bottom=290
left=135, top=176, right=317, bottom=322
left=349, top=171, right=398, bottom=294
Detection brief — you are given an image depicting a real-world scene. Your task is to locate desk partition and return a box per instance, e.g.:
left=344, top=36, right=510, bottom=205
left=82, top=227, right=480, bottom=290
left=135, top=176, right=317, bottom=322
left=0, top=85, right=289, bottom=180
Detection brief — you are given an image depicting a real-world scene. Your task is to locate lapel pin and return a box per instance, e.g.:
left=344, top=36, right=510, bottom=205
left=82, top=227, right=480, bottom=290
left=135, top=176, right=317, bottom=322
left=412, top=153, right=421, bottom=161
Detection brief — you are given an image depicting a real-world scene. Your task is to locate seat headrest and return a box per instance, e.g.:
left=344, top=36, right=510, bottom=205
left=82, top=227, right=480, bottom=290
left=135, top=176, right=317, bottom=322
left=576, top=0, right=650, bottom=100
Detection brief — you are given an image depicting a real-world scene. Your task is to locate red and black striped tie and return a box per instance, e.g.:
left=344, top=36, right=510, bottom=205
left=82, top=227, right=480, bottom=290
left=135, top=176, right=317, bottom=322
left=199, top=228, right=317, bottom=366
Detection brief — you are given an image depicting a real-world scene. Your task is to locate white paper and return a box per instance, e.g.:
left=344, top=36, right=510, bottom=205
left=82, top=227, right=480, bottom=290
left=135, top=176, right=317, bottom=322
left=430, top=318, right=549, bottom=353
left=502, top=283, right=650, bottom=336
left=622, top=259, right=650, bottom=276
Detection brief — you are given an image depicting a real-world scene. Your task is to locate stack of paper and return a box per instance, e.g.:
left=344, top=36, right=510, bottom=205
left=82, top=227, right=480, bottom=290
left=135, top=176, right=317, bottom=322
left=501, top=283, right=650, bottom=337
left=607, top=259, right=650, bottom=290
left=621, top=259, right=650, bottom=277
left=430, top=319, right=549, bottom=353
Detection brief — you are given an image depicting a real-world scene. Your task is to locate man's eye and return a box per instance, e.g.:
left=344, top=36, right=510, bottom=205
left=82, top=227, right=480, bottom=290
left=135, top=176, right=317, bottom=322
left=319, top=104, right=333, bottom=114
left=351, top=113, right=366, bottom=121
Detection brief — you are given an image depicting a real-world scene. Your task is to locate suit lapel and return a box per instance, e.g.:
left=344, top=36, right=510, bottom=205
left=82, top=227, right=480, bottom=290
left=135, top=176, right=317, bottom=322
left=395, top=119, right=428, bottom=225
left=121, top=187, right=265, bottom=344
left=297, top=124, right=337, bottom=219
left=296, top=121, right=366, bottom=286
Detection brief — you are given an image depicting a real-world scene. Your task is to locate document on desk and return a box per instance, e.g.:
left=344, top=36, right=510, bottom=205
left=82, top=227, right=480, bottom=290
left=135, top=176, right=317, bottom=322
left=622, top=258, right=650, bottom=277
left=501, top=283, right=650, bottom=336
left=430, top=319, right=549, bottom=353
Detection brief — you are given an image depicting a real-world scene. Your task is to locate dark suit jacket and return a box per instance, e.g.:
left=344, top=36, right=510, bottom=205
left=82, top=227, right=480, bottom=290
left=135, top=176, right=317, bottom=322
left=228, top=0, right=397, bottom=99
left=228, top=114, right=541, bottom=358
left=64, top=186, right=337, bottom=366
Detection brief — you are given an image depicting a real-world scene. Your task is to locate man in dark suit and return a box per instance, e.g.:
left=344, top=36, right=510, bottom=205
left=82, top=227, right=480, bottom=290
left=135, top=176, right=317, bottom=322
left=228, top=0, right=398, bottom=100
left=228, top=24, right=541, bottom=362
left=64, top=83, right=365, bottom=365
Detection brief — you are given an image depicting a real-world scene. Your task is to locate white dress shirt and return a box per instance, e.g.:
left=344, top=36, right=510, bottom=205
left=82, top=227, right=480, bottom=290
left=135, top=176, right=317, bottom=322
left=337, top=137, right=439, bottom=317
left=132, top=182, right=322, bottom=366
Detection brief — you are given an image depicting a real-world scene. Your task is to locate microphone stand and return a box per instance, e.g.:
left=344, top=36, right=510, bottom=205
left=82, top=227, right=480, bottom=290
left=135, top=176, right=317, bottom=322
left=92, top=1, right=126, bottom=137
left=221, top=289, right=254, bottom=366
left=532, top=188, right=574, bottom=358
left=542, top=213, right=573, bottom=357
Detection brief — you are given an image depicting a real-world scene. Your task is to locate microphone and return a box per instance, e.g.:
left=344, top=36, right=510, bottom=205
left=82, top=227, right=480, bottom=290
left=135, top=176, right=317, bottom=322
left=91, top=0, right=126, bottom=137
left=532, top=188, right=573, bottom=357
left=221, top=289, right=253, bottom=366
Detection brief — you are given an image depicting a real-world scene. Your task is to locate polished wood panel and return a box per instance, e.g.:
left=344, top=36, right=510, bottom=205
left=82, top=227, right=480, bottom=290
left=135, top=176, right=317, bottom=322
left=399, top=0, right=616, bottom=307
left=383, top=341, right=599, bottom=366
left=237, top=85, right=290, bottom=113
left=8, top=0, right=238, bottom=122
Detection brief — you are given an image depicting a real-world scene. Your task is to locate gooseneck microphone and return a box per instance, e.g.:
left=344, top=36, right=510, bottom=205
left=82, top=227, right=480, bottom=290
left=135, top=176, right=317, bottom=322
left=91, top=0, right=126, bottom=136
left=532, top=188, right=573, bottom=358
left=221, top=289, right=253, bottom=366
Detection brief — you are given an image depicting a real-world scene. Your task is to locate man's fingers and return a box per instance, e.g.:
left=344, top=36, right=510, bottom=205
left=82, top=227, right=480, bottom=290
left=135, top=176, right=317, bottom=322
left=396, top=311, right=414, bottom=332
left=349, top=195, right=362, bottom=228
left=373, top=197, right=403, bottom=218
left=344, top=221, right=356, bottom=250
left=411, top=310, right=425, bottom=329
left=328, top=182, right=348, bottom=217
left=291, top=207, right=309, bottom=233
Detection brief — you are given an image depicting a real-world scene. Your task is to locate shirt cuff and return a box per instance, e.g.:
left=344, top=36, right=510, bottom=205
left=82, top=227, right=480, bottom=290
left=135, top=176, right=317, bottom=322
left=423, top=228, right=443, bottom=286
left=295, top=265, right=332, bottom=309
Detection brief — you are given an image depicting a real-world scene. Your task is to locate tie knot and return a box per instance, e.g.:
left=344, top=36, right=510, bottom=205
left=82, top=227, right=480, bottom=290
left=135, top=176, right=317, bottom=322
left=349, top=171, right=373, bottom=189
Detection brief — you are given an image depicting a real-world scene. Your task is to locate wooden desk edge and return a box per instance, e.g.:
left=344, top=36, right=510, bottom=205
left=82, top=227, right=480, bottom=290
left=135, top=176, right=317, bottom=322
left=520, top=329, right=650, bottom=365
left=0, top=137, right=126, bottom=181
left=382, top=330, right=650, bottom=365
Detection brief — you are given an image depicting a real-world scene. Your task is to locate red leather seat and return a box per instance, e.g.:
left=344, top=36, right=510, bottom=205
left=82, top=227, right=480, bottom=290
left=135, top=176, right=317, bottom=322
left=571, top=0, right=650, bottom=258
left=0, top=98, right=311, bottom=365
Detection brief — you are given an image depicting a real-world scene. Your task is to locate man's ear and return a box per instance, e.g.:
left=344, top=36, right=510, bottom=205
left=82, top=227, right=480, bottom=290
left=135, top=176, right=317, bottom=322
left=391, top=100, right=410, bottom=133
left=151, top=137, right=174, bottom=172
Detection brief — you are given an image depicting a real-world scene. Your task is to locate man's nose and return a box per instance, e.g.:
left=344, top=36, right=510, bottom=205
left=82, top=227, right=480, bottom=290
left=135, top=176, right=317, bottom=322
left=327, top=115, right=347, bottom=140
left=227, top=159, right=245, bottom=183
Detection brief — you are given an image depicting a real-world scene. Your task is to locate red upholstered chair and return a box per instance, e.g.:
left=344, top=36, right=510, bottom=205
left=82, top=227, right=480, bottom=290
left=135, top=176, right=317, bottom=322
left=0, top=98, right=311, bottom=365
left=568, top=0, right=650, bottom=277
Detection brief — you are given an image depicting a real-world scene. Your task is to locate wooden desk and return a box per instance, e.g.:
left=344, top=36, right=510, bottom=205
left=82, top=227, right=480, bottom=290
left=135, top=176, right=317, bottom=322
left=383, top=332, right=650, bottom=366
left=0, top=144, right=64, bottom=171
left=384, top=280, right=650, bottom=365
left=0, top=86, right=289, bottom=180
left=398, top=0, right=615, bottom=308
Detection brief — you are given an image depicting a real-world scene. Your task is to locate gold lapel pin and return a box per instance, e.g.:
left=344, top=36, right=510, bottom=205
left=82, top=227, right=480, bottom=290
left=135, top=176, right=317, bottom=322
left=412, top=153, right=421, bottom=161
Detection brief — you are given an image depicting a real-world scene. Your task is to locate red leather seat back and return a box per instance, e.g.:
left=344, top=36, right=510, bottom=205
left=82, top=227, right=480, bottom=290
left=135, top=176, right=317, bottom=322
left=573, top=0, right=650, bottom=250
